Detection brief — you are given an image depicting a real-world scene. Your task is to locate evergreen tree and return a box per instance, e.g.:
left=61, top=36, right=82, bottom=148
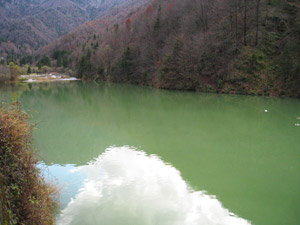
left=120, top=47, right=134, bottom=80
left=37, top=56, right=51, bottom=69
left=27, top=65, right=31, bottom=74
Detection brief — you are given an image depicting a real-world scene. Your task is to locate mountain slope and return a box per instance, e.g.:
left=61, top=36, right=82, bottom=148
left=0, top=0, right=146, bottom=54
left=40, top=0, right=300, bottom=97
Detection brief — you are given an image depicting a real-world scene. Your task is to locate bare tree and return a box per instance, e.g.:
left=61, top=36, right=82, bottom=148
left=243, top=0, right=248, bottom=46
left=254, top=0, right=261, bottom=46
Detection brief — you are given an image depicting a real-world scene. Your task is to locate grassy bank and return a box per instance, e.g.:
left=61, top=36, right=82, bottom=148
left=0, top=103, right=57, bottom=225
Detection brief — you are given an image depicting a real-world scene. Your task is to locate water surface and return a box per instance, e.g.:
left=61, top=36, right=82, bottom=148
left=1, top=81, right=299, bottom=225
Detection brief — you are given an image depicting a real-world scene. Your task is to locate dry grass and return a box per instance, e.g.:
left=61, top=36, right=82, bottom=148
left=0, top=103, right=57, bottom=225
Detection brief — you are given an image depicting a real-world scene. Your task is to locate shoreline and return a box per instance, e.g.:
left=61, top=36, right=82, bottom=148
left=19, top=73, right=79, bottom=83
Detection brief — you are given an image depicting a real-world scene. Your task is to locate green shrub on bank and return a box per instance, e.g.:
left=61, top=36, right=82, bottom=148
left=0, top=103, right=57, bottom=225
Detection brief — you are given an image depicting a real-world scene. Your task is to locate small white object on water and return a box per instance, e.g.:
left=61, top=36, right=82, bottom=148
left=26, top=78, right=34, bottom=83
left=295, top=123, right=300, bottom=127
left=59, top=77, right=78, bottom=81
left=264, top=109, right=268, bottom=112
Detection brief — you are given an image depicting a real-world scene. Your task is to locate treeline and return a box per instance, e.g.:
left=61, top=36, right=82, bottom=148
left=0, top=51, right=74, bottom=83
left=0, top=62, right=25, bottom=83
left=43, top=0, right=300, bottom=97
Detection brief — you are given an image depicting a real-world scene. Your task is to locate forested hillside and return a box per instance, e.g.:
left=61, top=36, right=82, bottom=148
left=0, top=0, right=147, bottom=62
left=41, top=0, right=300, bottom=97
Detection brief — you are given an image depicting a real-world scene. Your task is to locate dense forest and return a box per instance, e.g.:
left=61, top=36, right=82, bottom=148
left=1, top=0, right=299, bottom=97
left=0, top=0, right=147, bottom=62
left=37, top=0, right=300, bottom=97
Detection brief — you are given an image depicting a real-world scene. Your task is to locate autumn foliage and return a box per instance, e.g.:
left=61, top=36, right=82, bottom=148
left=39, top=0, right=300, bottom=97
left=0, top=104, right=57, bottom=225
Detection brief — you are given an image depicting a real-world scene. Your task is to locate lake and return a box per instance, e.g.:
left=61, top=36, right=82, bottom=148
left=0, top=81, right=299, bottom=225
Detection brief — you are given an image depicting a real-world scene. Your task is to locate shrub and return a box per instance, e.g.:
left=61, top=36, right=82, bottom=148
left=0, top=103, right=57, bottom=225
left=37, top=56, right=51, bottom=69
left=8, top=62, right=24, bottom=81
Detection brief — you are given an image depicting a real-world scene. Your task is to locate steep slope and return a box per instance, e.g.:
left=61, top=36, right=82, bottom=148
left=40, top=0, right=300, bottom=97
left=0, top=0, right=146, bottom=57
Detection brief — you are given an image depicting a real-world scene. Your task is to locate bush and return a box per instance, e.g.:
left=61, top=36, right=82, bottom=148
left=37, top=56, right=51, bottom=69
left=0, top=65, right=9, bottom=83
left=41, top=65, right=50, bottom=74
left=0, top=104, right=57, bottom=225
left=8, top=62, right=24, bottom=81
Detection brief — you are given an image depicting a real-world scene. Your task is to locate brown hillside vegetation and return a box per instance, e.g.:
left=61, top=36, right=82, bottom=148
left=40, top=0, right=300, bottom=97
left=0, top=0, right=148, bottom=62
left=0, top=103, right=57, bottom=225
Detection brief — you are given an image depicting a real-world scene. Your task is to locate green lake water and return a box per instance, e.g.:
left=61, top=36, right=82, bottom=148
left=0, top=81, right=300, bottom=225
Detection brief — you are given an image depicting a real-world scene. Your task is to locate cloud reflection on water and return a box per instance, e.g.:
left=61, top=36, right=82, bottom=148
left=54, top=146, right=250, bottom=225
